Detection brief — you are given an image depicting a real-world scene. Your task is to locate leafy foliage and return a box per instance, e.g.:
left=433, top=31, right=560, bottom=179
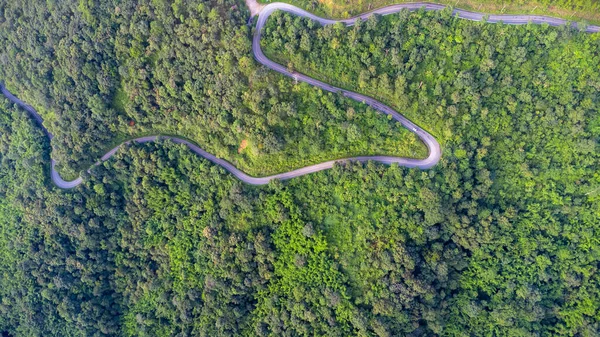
left=1, top=3, right=600, bottom=337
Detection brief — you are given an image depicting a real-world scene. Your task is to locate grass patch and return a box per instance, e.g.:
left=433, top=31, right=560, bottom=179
left=111, top=85, right=127, bottom=113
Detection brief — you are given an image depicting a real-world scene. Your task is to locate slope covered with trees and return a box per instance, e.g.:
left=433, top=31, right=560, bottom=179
left=1, top=2, right=600, bottom=337
left=2, top=67, right=600, bottom=334
left=262, top=8, right=600, bottom=145
left=0, top=0, right=423, bottom=180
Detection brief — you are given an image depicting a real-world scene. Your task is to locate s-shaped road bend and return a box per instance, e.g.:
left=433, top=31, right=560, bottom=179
left=2, top=2, right=598, bottom=188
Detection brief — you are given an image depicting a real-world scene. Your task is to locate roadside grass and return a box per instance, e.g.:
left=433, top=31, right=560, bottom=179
left=257, top=0, right=600, bottom=25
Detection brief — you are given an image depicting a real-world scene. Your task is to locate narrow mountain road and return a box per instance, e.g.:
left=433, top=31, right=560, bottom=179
left=2, top=3, right=597, bottom=188
left=250, top=1, right=599, bottom=32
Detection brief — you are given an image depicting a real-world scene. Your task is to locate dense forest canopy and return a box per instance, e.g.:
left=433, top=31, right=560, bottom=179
left=0, top=0, right=421, bottom=180
left=1, top=0, right=600, bottom=336
left=262, top=8, right=600, bottom=147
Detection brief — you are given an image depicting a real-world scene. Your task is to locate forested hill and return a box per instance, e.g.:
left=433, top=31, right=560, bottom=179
left=262, top=8, right=600, bottom=149
left=2, top=1, right=600, bottom=337
left=0, top=0, right=422, bottom=180
left=2, top=52, right=600, bottom=335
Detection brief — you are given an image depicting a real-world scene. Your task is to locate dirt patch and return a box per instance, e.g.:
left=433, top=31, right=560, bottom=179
left=238, top=139, right=249, bottom=153
left=246, top=0, right=265, bottom=16
left=202, top=227, right=213, bottom=238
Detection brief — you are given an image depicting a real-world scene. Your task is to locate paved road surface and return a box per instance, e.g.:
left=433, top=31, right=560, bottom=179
left=250, top=1, right=599, bottom=32
left=2, top=2, right=597, bottom=188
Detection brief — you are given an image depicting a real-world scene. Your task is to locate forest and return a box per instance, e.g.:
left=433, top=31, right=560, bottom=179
left=1, top=0, right=600, bottom=336
left=0, top=0, right=422, bottom=180
left=262, top=8, right=600, bottom=146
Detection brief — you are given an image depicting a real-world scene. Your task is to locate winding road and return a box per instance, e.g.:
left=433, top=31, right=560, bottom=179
left=2, top=2, right=598, bottom=188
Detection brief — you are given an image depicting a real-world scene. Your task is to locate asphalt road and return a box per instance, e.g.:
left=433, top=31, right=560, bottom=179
left=2, top=2, right=597, bottom=188
left=251, top=1, right=599, bottom=32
